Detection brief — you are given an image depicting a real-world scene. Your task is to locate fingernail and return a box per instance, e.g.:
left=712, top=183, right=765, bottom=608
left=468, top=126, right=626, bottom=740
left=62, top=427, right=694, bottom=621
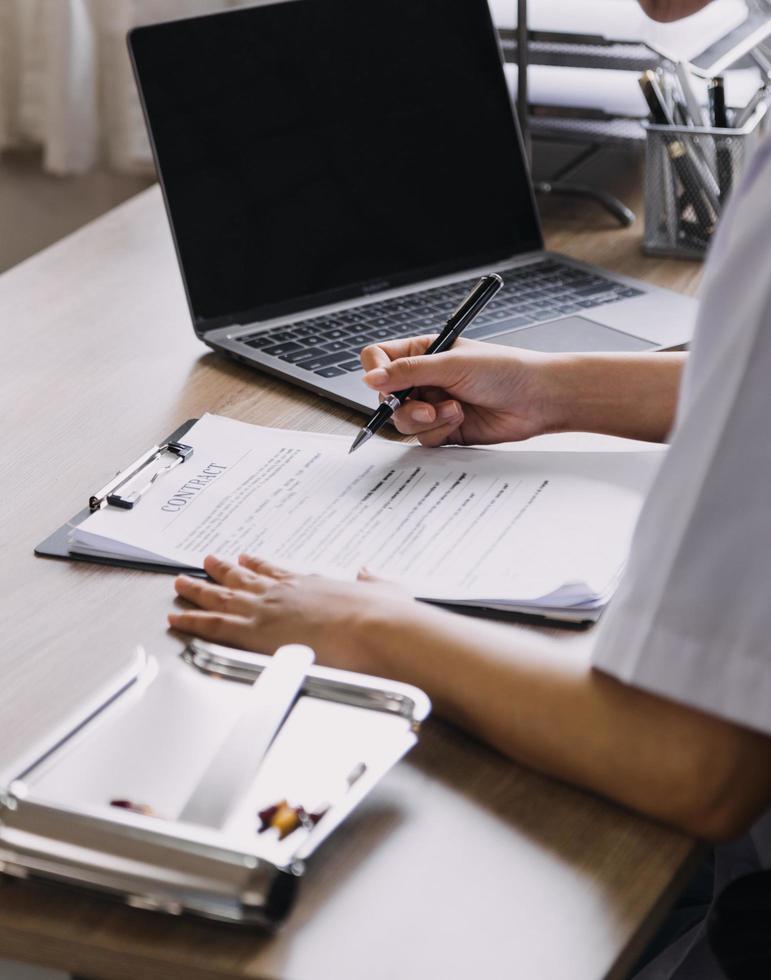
left=438, top=402, right=460, bottom=420
left=365, top=368, right=388, bottom=386
left=411, top=406, right=433, bottom=423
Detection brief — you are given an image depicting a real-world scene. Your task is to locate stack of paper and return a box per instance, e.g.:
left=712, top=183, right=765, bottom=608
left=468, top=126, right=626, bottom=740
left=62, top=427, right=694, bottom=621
left=504, top=63, right=761, bottom=120
left=70, top=414, right=664, bottom=622
left=493, top=0, right=757, bottom=119
left=490, top=0, right=749, bottom=61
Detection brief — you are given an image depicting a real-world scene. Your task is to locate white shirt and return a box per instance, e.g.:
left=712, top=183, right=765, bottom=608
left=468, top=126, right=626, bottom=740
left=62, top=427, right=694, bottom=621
left=591, top=128, right=771, bottom=978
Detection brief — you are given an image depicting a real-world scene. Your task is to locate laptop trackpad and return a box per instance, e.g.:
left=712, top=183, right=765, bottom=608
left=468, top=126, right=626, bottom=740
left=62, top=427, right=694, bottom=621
left=494, top=317, right=652, bottom=353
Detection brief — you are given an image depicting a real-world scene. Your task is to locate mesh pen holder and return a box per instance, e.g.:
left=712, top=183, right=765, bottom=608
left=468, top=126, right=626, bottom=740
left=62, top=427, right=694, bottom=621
left=643, top=101, right=768, bottom=259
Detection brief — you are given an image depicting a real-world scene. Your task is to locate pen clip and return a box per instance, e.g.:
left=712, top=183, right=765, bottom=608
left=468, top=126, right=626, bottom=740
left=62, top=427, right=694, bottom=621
left=89, top=441, right=194, bottom=511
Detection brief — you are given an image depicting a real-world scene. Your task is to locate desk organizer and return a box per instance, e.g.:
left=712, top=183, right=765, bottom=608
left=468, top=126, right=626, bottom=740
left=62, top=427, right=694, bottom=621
left=643, top=100, right=768, bottom=259
left=0, top=642, right=430, bottom=928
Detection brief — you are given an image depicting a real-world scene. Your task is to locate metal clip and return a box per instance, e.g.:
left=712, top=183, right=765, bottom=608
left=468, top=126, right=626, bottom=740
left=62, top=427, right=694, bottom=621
left=89, top=441, right=193, bottom=511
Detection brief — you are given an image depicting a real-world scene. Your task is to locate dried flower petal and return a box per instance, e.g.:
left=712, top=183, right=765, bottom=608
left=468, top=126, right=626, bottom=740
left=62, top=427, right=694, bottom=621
left=110, top=799, right=155, bottom=817
left=272, top=802, right=303, bottom=840
left=257, top=799, right=330, bottom=837
left=257, top=801, right=283, bottom=832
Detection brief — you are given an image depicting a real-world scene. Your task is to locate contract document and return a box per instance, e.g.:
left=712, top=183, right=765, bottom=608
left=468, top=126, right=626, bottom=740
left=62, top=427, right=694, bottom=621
left=70, top=414, right=664, bottom=621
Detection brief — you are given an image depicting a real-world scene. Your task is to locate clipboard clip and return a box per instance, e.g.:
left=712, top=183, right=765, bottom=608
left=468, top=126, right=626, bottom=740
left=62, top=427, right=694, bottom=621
left=89, top=441, right=194, bottom=512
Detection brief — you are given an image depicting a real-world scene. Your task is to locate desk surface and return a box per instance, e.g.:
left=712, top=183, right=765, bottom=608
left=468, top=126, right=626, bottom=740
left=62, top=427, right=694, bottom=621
left=0, top=174, right=702, bottom=980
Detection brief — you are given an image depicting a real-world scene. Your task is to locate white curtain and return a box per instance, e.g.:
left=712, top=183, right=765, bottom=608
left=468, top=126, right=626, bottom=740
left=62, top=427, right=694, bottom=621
left=0, top=0, right=250, bottom=175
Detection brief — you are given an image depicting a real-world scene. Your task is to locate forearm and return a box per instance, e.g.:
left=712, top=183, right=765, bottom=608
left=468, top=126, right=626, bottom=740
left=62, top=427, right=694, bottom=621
left=363, top=600, right=771, bottom=840
left=543, top=352, right=686, bottom=442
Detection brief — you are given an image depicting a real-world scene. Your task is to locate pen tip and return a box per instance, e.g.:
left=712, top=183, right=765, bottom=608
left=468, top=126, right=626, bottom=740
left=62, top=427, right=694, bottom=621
left=349, top=428, right=373, bottom=454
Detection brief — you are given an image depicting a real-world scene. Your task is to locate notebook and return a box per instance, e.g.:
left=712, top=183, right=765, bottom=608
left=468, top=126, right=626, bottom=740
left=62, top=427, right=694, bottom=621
left=68, top=414, right=664, bottom=622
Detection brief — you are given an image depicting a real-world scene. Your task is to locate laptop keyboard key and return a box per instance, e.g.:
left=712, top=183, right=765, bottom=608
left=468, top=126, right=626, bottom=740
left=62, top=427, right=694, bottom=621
left=280, top=346, right=327, bottom=363
left=315, top=366, right=346, bottom=378
left=576, top=283, right=613, bottom=297
left=242, top=333, right=275, bottom=348
left=295, top=350, right=352, bottom=371
left=262, top=340, right=305, bottom=356
left=339, top=358, right=364, bottom=371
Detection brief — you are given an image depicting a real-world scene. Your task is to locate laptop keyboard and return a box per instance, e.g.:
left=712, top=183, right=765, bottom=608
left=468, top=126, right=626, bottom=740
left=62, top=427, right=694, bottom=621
left=237, top=260, right=642, bottom=379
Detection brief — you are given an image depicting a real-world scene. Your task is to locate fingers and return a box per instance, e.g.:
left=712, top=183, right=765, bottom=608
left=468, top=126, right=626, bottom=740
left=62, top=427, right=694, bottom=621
left=237, top=553, right=292, bottom=580
left=170, top=554, right=296, bottom=651
left=175, top=575, right=256, bottom=615
left=203, top=553, right=290, bottom=587
left=167, top=608, right=253, bottom=646
left=360, top=335, right=437, bottom=372
left=391, top=398, right=464, bottom=436
left=363, top=349, right=465, bottom=396
left=415, top=416, right=465, bottom=448
left=203, top=554, right=262, bottom=589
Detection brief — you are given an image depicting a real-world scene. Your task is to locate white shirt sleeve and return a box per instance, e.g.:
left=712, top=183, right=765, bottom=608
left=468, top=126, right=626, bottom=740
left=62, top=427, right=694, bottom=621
left=591, top=132, right=771, bottom=737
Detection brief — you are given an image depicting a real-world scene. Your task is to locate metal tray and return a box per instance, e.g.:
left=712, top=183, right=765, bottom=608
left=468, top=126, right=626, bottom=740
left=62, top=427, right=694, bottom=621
left=0, top=641, right=430, bottom=928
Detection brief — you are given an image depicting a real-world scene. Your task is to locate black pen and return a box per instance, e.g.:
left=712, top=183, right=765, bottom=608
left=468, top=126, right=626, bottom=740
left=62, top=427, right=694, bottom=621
left=348, top=273, right=503, bottom=454
left=709, top=76, right=733, bottom=203
left=708, top=76, right=729, bottom=128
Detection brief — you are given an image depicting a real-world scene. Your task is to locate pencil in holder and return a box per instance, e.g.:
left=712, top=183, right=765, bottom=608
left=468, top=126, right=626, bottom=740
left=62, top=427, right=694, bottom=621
left=643, top=101, right=768, bottom=259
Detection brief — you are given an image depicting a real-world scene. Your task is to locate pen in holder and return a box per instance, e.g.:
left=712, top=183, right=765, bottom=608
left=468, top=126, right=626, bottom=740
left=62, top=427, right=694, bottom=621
left=643, top=100, right=768, bottom=259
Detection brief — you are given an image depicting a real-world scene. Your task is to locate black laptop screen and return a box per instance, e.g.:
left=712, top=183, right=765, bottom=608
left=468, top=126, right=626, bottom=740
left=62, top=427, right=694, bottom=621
left=130, top=0, right=542, bottom=329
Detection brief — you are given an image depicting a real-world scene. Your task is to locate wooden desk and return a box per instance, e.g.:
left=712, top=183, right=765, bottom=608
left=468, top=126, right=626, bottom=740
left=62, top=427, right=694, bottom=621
left=0, top=174, right=701, bottom=980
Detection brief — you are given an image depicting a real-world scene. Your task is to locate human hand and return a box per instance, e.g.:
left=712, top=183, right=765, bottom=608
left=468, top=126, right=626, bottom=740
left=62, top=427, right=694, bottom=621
left=168, top=553, right=413, bottom=673
left=361, top=336, right=561, bottom=447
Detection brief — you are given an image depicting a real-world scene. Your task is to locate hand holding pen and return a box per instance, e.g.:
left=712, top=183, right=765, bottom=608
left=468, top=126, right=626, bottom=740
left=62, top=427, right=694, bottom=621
left=356, top=278, right=568, bottom=449
left=349, top=274, right=502, bottom=452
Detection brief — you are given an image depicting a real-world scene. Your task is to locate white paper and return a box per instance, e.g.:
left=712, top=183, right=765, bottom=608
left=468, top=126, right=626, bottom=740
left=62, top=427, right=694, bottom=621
left=495, top=0, right=757, bottom=118
left=490, top=0, right=748, bottom=62
left=504, top=63, right=763, bottom=119
left=71, top=414, right=663, bottom=611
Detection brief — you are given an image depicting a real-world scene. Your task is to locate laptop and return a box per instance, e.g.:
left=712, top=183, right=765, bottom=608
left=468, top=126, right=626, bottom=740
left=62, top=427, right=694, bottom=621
left=128, top=0, right=695, bottom=415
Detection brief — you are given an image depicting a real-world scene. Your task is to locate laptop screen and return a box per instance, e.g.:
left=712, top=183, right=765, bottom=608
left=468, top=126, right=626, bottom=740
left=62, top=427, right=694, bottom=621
left=130, top=0, right=542, bottom=330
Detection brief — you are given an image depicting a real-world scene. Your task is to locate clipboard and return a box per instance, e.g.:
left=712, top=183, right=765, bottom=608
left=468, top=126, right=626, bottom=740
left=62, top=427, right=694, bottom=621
left=34, top=419, right=205, bottom=577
